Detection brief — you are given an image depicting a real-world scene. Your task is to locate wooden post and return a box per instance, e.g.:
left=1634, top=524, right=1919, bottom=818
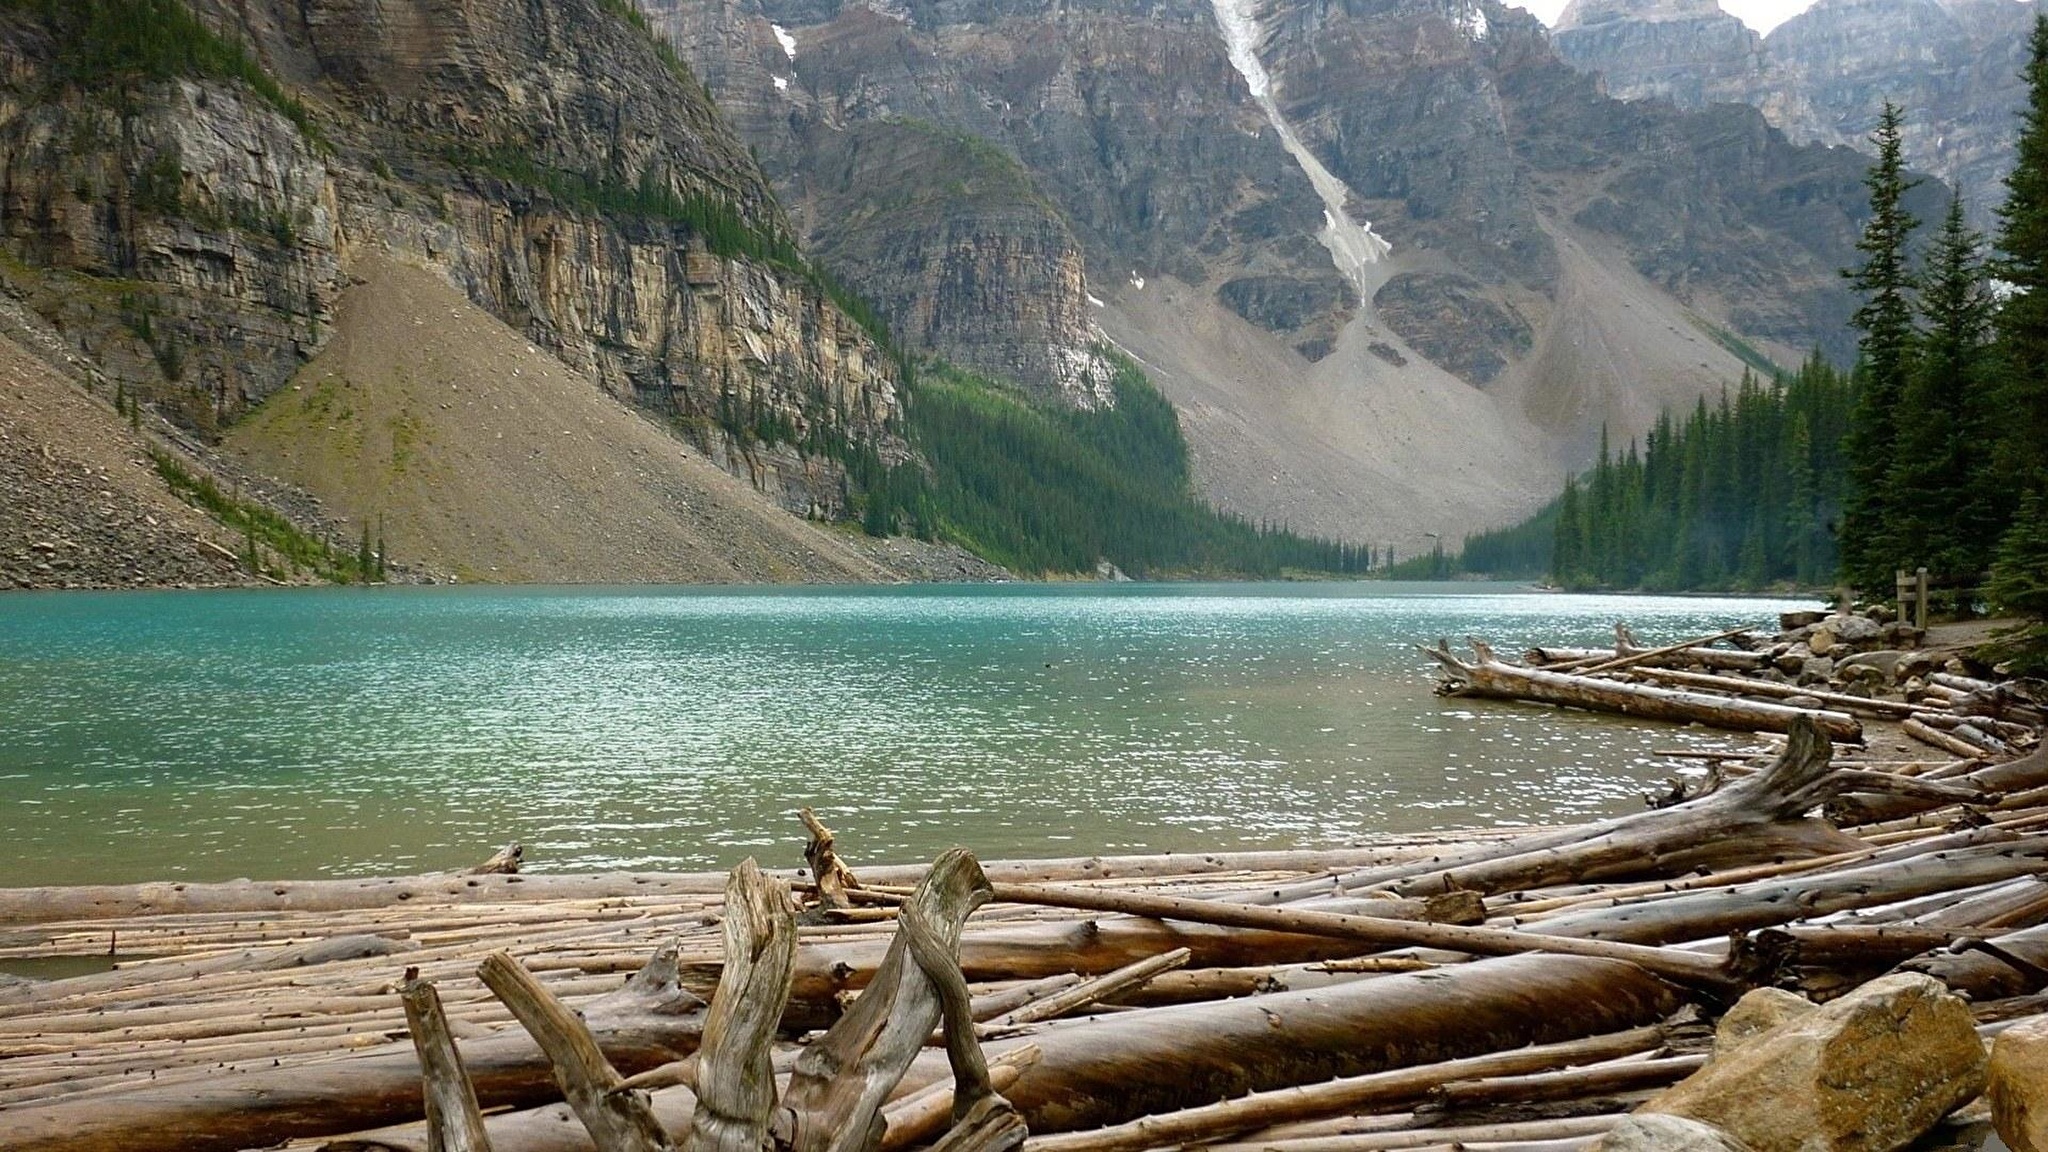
left=1917, top=566, right=1930, bottom=630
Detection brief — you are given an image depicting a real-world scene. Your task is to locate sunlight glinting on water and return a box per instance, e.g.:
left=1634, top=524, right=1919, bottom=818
left=0, top=584, right=1820, bottom=884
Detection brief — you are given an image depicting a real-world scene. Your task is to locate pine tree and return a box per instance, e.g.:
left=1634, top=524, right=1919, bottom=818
left=357, top=523, right=373, bottom=582
left=1991, top=16, right=2048, bottom=495
left=1891, top=191, right=1993, bottom=595
left=1986, top=15, right=2048, bottom=659
left=1987, top=492, right=2048, bottom=672
left=1841, top=101, right=1922, bottom=594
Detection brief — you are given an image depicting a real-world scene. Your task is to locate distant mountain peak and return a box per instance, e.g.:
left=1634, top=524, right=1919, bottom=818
left=1555, top=0, right=1734, bottom=30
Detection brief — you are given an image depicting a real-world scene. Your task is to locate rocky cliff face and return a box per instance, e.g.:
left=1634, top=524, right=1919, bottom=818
left=0, top=0, right=904, bottom=515
left=1555, top=0, right=2041, bottom=225
left=634, top=0, right=1902, bottom=548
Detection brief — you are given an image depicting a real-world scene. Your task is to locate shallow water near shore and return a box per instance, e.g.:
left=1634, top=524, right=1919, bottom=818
left=0, top=582, right=1820, bottom=886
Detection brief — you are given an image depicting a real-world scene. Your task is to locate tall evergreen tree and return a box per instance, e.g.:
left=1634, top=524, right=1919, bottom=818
left=1987, top=15, right=2048, bottom=656
left=1841, top=101, right=1922, bottom=594
left=1991, top=19, right=2048, bottom=504
left=1891, top=191, right=1993, bottom=594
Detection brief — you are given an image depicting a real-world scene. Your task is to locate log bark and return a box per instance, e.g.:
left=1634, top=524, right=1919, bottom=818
left=1201, top=1115, right=1623, bottom=1152
left=1357, top=718, right=1866, bottom=899
left=1830, top=746, right=2048, bottom=827
left=767, top=896, right=1463, bottom=1032
left=982, top=949, right=1190, bottom=1028
left=477, top=952, right=672, bottom=1152
left=1627, top=667, right=1929, bottom=719
left=1529, top=839, right=2048, bottom=946
left=1899, top=923, right=2048, bottom=1000
left=984, top=882, right=1733, bottom=990
left=882, top=1047, right=1040, bottom=1152
left=801, top=811, right=863, bottom=913
left=974, top=967, right=1677, bottom=1145
left=0, top=849, right=1419, bottom=928
left=0, top=943, right=707, bottom=1152
left=1422, top=641, right=1860, bottom=741
left=1424, top=1054, right=1706, bottom=1109
left=684, top=861, right=796, bottom=1152
left=400, top=970, right=495, bottom=1152
left=781, top=849, right=993, bottom=1152
left=1019, top=1027, right=1658, bottom=1152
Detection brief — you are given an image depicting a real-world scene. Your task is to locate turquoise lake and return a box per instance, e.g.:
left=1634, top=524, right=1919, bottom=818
left=0, top=583, right=1818, bottom=886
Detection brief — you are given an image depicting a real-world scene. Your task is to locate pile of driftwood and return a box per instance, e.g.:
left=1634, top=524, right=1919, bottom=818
left=1426, top=613, right=2044, bottom=762
left=1, top=639, right=2046, bottom=1149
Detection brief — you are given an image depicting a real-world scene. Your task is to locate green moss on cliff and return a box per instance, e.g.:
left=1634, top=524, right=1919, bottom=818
left=6, top=0, right=324, bottom=145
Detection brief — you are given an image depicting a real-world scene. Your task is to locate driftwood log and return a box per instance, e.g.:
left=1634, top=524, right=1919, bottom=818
left=1422, top=640, right=1862, bottom=741
left=891, top=954, right=1684, bottom=1134
left=0, top=944, right=707, bottom=1152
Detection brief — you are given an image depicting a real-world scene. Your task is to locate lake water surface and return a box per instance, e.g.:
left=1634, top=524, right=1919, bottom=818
left=0, top=583, right=1818, bottom=886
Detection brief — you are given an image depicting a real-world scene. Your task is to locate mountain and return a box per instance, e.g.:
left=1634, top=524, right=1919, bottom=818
left=640, top=0, right=1919, bottom=548
left=0, top=0, right=1000, bottom=582
left=1555, top=0, right=2041, bottom=226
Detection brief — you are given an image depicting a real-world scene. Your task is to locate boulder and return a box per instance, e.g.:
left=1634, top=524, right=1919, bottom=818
left=1992, top=1016, right=2048, bottom=1152
left=1828, top=614, right=1884, bottom=647
left=1809, top=628, right=1839, bottom=656
left=1798, top=656, right=1834, bottom=684
left=1780, top=610, right=1828, bottom=631
left=1711, top=987, right=1815, bottom=1058
left=1837, top=650, right=1903, bottom=681
left=1599, top=1113, right=1757, bottom=1151
left=1632, top=973, right=1985, bottom=1152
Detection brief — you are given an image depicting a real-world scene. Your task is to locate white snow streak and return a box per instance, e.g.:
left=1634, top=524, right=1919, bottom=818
left=773, top=75, right=790, bottom=90
left=1210, top=0, right=1391, bottom=296
left=771, top=23, right=797, bottom=59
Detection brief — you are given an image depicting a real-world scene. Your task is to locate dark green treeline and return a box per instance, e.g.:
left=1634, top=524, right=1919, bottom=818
left=1545, top=360, right=1853, bottom=591
left=850, top=359, right=1379, bottom=578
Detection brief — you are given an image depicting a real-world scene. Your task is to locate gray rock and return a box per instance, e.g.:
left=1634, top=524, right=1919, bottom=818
left=1597, top=1113, right=1755, bottom=1152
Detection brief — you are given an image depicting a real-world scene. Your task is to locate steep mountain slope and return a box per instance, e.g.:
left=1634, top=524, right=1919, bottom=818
left=229, top=255, right=959, bottom=583
left=642, top=0, right=1897, bottom=548
left=0, top=312, right=255, bottom=589
left=1555, top=0, right=2040, bottom=225
left=0, top=0, right=904, bottom=520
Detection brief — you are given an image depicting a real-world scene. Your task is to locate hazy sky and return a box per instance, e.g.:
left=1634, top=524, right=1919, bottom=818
left=1517, top=0, right=1817, bottom=33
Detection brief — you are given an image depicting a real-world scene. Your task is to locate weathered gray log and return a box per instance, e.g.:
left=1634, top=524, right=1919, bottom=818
left=1628, top=666, right=1930, bottom=719
left=331, top=958, right=1680, bottom=1152
left=883, top=1046, right=1040, bottom=1152
left=0, top=943, right=707, bottom=1152
left=972, top=969, right=1678, bottom=1145
left=801, top=810, right=863, bottom=912
left=1360, top=717, right=1869, bottom=899
left=684, top=861, right=796, bottom=1152
left=1423, top=640, right=1860, bottom=740
left=1830, top=746, right=2048, bottom=826
left=985, top=882, right=1734, bottom=990
left=766, top=895, right=1467, bottom=1031
left=399, top=970, right=495, bottom=1152
left=782, top=849, right=994, bottom=1152
left=982, top=949, right=1190, bottom=1028
left=1527, top=624, right=1766, bottom=673
left=1900, top=923, right=2048, bottom=999
left=0, top=849, right=1419, bottom=929
left=478, top=952, right=671, bottom=1152
left=1529, top=839, right=2048, bottom=945
left=1018, top=1024, right=1662, bottom=1152
left=471, top=844, right=525, bottom=875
